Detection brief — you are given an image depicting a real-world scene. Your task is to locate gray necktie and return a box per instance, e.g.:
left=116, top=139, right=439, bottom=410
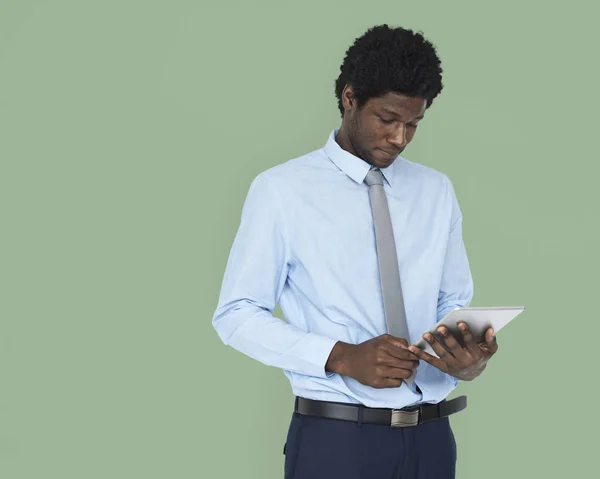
left=365, top=168, right=416, bottom=385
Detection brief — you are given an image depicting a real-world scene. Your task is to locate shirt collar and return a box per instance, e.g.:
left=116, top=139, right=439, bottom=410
left=323, top=128, right=396, bottom=187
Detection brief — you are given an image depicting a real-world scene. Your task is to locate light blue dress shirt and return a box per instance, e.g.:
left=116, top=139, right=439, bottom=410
left=212, top=128, right=474, bottom=409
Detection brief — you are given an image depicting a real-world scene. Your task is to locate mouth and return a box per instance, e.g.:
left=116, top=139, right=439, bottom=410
left=378, top=149, right=401, bottom=157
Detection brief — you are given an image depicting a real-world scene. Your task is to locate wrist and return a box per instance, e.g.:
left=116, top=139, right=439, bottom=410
left=456, top=361, right=487, bottom=381
left=325, top=341, right=355, bottom=376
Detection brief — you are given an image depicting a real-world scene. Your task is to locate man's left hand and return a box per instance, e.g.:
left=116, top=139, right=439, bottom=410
left=408, top=322, right=498, bottom=381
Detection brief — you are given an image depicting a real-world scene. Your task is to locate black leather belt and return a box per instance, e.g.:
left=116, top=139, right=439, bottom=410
left=295, top=395, right=467, bottom=428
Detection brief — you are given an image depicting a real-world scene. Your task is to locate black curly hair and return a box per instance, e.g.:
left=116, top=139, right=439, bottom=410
left=334, top=24, right=444, bottom=117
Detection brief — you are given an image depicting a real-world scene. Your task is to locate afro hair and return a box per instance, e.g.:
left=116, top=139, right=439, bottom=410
left=334, top=24, right=444, bottom=117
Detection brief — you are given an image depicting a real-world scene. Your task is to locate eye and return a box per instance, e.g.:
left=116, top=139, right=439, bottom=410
left=379, top=117, right=395, bottom=124
left=407, top=123, right=419, bottom=129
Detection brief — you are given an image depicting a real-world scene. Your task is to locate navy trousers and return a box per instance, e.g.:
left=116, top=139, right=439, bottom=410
left=283, top=405, right=457, bottom=479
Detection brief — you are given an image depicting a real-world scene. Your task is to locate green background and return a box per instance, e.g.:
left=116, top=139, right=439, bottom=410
left=1, top=1, right=598, bottom=477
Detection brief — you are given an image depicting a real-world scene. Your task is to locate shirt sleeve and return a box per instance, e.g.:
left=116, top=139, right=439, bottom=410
left=211, top=173, right=338, bottom=379
left=437, top=176, right=475, bottom=385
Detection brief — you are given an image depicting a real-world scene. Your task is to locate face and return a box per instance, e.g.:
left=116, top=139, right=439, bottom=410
left=340, top=86, right=427, bottom=168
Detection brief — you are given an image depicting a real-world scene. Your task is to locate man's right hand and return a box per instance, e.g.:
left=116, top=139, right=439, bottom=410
left=325, top=335, right=419, bottom=388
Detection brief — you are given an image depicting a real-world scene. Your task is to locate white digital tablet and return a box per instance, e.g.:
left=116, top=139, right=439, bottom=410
left=412, top=306, right=526, bottom=358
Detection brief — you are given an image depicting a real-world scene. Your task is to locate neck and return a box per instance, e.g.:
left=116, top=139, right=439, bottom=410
left=335, top=125, right=359, bottom=157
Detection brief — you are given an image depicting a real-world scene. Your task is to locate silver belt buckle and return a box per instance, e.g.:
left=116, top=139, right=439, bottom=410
left=391, top=408, right=420, bottom=428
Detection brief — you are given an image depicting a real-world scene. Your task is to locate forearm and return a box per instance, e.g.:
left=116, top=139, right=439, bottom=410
left=213, top=300, right=338, bottom=379
left=437, top=177, right=474, bottom=322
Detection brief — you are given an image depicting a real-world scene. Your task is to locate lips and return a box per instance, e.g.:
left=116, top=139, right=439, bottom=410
left=379, top=149, right=400, bottom=157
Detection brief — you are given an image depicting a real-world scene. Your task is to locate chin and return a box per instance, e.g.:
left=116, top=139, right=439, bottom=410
left=375, top=156, right=395, bottom=167
left=363, top=150, right=394, bottom=168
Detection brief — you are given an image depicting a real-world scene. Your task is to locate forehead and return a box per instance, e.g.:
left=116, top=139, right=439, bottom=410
left=368, top=92, right=427, bottom=118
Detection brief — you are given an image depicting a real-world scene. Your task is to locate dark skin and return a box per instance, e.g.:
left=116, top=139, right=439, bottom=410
left=334, top=84, right=425, bottom=170
left=409, top=323, right=499, bottom=381
left=325, top=85, right=499, bottom=386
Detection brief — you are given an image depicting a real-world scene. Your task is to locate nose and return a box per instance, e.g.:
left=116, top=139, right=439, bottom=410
left=388, top=124, right=408, bottom=149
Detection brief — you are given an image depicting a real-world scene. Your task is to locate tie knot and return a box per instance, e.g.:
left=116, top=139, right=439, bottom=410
left=365, top=168, right=384, bottom=187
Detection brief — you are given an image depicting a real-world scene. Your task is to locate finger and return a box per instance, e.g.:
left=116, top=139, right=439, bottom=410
left=484, top=328, right=498, bottom=353
left=457, top=322, right=484, bottom=359
left=383, top=358, right=419, bottom=371
left=381, top=365, right=415, bottom=379
left=436, top=327, right=469, bottom=362
left=383, top=342, right=419, bottom=361
left=384, top=335, right=410, bottom=349
left=408, top=345, right=449, bottom=373
left=423, top=332, right=461, bottom=369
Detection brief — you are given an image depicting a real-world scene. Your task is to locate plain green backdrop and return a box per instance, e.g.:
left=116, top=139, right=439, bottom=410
left=1, top=0, right=598, bottom=478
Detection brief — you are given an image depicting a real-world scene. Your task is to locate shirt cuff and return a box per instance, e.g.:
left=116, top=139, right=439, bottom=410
left=447, top=373, right=459, bottom=388
left=305, top=333, right=339, bottom=379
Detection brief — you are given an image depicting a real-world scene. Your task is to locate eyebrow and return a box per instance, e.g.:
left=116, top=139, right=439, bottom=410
left=380, top=107, right=424, bottom=120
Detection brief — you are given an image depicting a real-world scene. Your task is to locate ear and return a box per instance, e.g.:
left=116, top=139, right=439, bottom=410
left=342, top=85, right=355, bottom=111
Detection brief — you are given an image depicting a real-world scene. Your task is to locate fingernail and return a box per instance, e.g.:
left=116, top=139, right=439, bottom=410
left=459, top=323, right=466, bottom=330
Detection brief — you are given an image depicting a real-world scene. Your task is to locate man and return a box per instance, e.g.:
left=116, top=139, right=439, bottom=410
left=212, top=24, right=498, bottom=479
